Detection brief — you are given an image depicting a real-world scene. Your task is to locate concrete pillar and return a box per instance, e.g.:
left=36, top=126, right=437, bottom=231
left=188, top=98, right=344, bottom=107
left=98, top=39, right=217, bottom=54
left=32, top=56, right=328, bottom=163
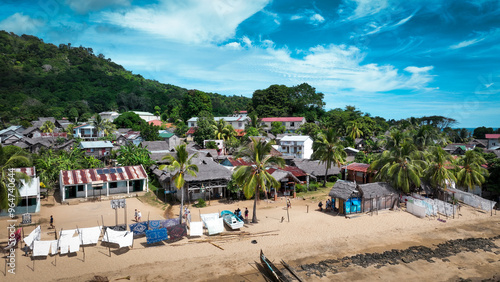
left=127, top=180, right=130, bottom=194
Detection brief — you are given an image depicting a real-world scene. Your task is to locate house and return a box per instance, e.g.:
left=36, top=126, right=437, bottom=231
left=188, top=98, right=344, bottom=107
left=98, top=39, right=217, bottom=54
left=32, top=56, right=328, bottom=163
left=186, top=127, right=196, bottom=142
left=0, top=167, right=40, bottom=217
left=344, top=147, right=360, bottom=161
left=328, top=180, right=360, bottom=215
left=131, top=111, right=159, bottom=122
left=278, top=135, right=313, bottom=159
left=341, top=162, right=374, bottom=184
left=55, top=118, right=72, bottom=131
left=141, top=141, right=173, bottom=163
left=116, top=131, right=143, bottom=146
left=260, top=117, right=306, bottom=133
left=470, top=139, right=488, bottom=149
left=79, top=141, right=114, bottom=158
left=357, top=182, right=398, bottom=212
left=159, top=130, right=180, bottom=148
left=443, top=144, right=475, bottom=155
left=220, top=157, right=254, bottom=170
left=99, top=111, right=120, bottom=122
left=267, top=169, right=300, bottom=199
left=73, top=124, right=104, bottom=140
left=59, top=165, right=148, bottom=201
left=186, top=116, right=250, bottom=130
left=0, top=126, right=25, bottom=144
left=153, top=157, right=232, bottom=201
left=485, top=134, right=500, bottom=149
left=292, top=159, right=341, bottom=183
left=13, top=137, right=53, bottom=154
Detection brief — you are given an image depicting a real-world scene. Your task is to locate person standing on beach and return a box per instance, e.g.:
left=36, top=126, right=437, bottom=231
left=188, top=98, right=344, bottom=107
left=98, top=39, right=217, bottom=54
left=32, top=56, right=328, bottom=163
left=244, top=208, right=249, bottom=223
left=50, top=215, right=54, bottom=229
left=137, top=210, right=142, bottom=222
left=287, top=199, right=291, bottom=209
left=134, top=209, right=138, bottom=222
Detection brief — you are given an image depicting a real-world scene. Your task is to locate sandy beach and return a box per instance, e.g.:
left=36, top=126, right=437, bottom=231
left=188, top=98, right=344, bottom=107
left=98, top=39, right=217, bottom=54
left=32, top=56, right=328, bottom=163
left=1, top=194, right=499, bottom=282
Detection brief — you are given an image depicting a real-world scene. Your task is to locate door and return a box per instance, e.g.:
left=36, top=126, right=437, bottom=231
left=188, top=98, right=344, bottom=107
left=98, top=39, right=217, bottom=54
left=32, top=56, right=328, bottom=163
left=132, top=180, right=142, bottom=192
left=65, top=186, right=77, bottom=199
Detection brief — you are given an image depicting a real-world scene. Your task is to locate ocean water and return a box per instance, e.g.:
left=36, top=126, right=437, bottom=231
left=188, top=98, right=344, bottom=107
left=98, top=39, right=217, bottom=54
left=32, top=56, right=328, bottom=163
left=454, top=128, right=498, bottom=133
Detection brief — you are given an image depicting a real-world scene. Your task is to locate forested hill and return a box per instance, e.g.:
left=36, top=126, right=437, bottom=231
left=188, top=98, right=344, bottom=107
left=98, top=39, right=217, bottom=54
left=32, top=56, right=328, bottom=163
left=0, top=31, right=250, bottom=123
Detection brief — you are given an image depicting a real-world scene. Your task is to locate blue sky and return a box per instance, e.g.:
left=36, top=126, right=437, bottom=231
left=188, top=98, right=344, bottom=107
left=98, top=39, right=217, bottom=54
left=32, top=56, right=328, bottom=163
left=1, top=0, right=499, bottom=127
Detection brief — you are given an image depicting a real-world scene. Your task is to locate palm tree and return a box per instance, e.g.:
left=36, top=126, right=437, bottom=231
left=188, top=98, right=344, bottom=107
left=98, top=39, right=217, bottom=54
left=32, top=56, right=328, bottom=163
left=40, top=121, right=55, bottom=133
left=346, top=120, right=363, bottom=140
left=371, top=140, right=425, bottom=193
left=0, top=146, right=31, bottom=211
left=233, top=138, right=285, bottom=223
left=456, top=150, right=489, bottom=192
left=91, top=114, right=105, bottom=138
left=159, top=144, right=198, bottom=223
left=424, top=146, right=457, bottom=190
left=311, top=129, right=346, bottom=187
left=245, top=113, right=267, bottom=136
left=213, top=119, right=228, bottom=140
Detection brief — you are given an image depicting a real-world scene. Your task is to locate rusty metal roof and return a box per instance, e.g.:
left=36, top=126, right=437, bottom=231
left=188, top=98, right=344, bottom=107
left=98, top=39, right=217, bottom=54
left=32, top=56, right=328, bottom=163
left=60, top=165, right=147, bottom=186
left=14, top=167, right=36, bottom=177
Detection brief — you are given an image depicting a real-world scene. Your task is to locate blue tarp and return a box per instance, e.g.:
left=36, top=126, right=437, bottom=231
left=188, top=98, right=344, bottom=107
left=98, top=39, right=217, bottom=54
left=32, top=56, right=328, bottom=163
left=149, top=220, right=162, bottom=230
left=146, top=228, right=168, bottom=244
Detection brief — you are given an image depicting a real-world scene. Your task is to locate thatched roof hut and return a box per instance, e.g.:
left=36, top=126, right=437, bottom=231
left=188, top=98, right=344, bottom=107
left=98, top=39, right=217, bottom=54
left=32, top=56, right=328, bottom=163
left=329, top=180, right=357, bottom=200
left=357, top=182, right=397, bottom=199
left=293, top=159, right=340, bottom=178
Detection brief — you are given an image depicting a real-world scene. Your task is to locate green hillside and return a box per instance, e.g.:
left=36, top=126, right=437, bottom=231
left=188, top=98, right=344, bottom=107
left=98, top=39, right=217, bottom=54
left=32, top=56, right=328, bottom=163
left=0, top=31, right=250, bottom=123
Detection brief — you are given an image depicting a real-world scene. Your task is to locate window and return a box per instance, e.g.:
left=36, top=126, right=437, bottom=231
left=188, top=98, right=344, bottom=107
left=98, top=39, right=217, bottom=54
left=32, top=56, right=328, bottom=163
left=238, top=122, right=242, bottom=128
left=282, top=122, right=286, bottom=126
left=77, top=185, right=84, bottom=192
left=109, top=182, right=118, bottom=189
left=290, top=122, right=295, bottom=127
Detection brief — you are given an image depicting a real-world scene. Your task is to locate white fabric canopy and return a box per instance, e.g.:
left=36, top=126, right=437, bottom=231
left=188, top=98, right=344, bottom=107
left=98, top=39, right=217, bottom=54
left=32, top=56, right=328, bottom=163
left=32, top=240, right=51, bottom=257
left=60, top=229, right=77, bottom=237
left=102, top=229, right=133, bottom=248
left=78, top=226, right=102, bottom=245
left=200, top=213, right=219, bottom=227
left=189, top=222, right=203, bottom=237
left=49, top=240, right=58, bottom=255
left=69, top=236, right=80, bottom=253
left=23, top=225, right=41, bottom=247
left=205, top=218, right=224, bottom=235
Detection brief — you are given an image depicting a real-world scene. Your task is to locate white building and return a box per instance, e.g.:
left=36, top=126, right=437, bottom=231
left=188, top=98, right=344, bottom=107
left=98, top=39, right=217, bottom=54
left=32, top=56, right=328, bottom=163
left=485, top=134, right=500, bottom=149
left=0, top=167, right=40, bottom=217
left=99, top=111, right=120, bottom=122
left=131, top=111, right=160, bottom=122
left=279, top=135, right=313, bottom=159
left=187, top=116, right=250, bottom=130
left=59, top=165, right=148, bottom=201
left=260, top=117, right=306, bottom=133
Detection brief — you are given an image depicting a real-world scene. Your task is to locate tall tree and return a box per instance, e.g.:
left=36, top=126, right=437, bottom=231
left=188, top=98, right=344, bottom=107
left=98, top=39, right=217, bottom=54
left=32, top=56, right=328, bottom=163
left=311, top=129, right=347, bottom=187
left=116, top=143, right=155, bottom=167
left=91, top=114, right=105, bottom=138
left=160, top=144, right=198, bottom=223
left=456, top=150, right=489, bottom=192
left=371, top=140, right=424, bottom=193
left=424, top=146, right=457, bottom=190
left=233, top=138, right=285, bottom=223
left=181, top=90, right=213, bottom=121
left=0, top=146, right=31, bottom=211
left=40, top=120, right=55, bottom=133
left=193, top=111, right=216, bottom=146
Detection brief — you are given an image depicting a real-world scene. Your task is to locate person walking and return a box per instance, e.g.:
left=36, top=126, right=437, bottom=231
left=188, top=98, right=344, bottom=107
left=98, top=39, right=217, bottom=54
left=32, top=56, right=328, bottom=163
left=137, top=210, right=142, bottom=222
left=134, top=209, right=138, bottom=222
left=50, top=215, right=54, bottom=229
left=244, top=208, right=249, bottom=223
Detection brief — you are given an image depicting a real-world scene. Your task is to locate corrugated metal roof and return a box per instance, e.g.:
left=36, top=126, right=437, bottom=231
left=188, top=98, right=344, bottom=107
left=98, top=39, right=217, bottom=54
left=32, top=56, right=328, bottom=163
left=345, top=162, right=371, bottom=173
left=79, top=141, right=114, bottom=149
left=261, top=117, right=305, bottom=122
left=14, top=167, right=36, bottom=177
left=60, top=165, right=147, bottom=186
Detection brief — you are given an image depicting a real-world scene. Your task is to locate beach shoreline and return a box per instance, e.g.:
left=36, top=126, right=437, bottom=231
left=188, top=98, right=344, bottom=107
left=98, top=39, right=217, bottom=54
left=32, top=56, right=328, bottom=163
left=1, top=196, right=499, bottom=281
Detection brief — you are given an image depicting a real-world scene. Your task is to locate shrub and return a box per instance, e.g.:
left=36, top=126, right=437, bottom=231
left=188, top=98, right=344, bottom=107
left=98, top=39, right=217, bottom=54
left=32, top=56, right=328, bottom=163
left=309, top=183, right=319, bottom=191
left=295, top=183, right=307, bottom=193
left=194, top=198, right=206, bottom=208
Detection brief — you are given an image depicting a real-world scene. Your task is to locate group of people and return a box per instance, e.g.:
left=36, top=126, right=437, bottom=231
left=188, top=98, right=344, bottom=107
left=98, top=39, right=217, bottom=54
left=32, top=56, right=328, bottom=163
left=134, top=209, right=142, bottom=222
left=318, top=199, right=336, bottom=212
left=234, top=207, right=249, bottom=222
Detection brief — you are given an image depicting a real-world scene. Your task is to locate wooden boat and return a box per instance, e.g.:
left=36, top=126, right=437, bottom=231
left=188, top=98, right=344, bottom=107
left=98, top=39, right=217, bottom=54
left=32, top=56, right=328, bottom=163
left=260, top=250, right=290, bottom=282
left=220, top=210, right=244, bottom=230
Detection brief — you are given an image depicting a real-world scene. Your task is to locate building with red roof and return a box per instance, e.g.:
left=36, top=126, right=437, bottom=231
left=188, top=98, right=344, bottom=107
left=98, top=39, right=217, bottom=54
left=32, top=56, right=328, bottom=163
left=59, top=165, right=148, bottom=201
left=485, top=134, right=500, bottom=149
left=341, top=162, right=374, bottom=184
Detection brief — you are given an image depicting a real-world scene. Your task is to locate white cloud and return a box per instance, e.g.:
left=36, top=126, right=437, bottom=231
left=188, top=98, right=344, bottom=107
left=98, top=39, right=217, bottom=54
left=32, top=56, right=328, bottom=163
left=290, top=10, right=325, bottom=26
left=0, top=13, right=44, bottom=35
left=450, top=37, right=485, bottom=49
left=66, top=0, right=131, bottom=14
left=242, top=36, right=252, bottom=47
left=344, top=0, right=389, bottom=21
left=225, top=42, right=242, bottom=49
left=98, top=0, right=270, bottom=44
left=404, top=66, right=434, bottom=74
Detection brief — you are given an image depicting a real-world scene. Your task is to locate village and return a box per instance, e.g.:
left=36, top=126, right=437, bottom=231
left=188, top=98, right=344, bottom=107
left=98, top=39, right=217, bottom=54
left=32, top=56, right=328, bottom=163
left=1, top=109, right=500, bottom=281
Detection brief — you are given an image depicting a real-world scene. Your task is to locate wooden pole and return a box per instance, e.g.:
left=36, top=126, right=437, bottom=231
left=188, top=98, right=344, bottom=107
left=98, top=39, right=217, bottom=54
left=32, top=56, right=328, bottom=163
left=287, top=206, right=290, bottom=222
left=77, top=225, right=85, bottom=262
left=306, top=205, right=309, bottom=213
left=102, top=215, right=111, bottom=257
left=115, top=208, right=118, bottom=226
